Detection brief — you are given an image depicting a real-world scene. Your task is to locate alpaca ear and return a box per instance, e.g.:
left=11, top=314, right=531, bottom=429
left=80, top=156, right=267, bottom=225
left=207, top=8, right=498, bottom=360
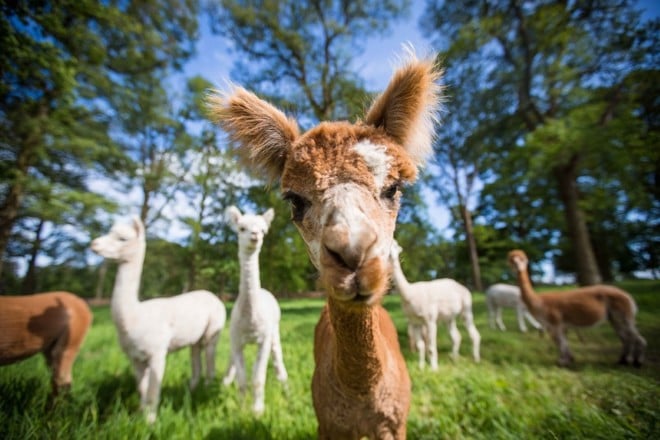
left=206, top=86, right=300, bottom=181
left=364, top=50, right=444, bottom=169
left=262, top=208, right=275, bottom=229
left=225, top=206, right=242, bottom=231
left=132, top=216, right=145, bottom=238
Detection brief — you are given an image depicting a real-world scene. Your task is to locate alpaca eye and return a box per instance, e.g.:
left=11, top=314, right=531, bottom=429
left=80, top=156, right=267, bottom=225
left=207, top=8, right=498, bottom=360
left=381, top=182, right=401, bottom=201
left=283, top=191, right=310, bottom=222
left=239, top=226, right=246, bottom=232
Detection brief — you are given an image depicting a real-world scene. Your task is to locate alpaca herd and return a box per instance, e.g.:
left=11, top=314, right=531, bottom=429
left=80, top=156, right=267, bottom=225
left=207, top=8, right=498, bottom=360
left=0, top=49, right=648, bottom=436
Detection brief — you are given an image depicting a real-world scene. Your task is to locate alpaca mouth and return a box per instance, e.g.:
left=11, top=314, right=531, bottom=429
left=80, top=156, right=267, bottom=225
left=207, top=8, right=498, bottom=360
left=351, top=293, right=371, bottom=303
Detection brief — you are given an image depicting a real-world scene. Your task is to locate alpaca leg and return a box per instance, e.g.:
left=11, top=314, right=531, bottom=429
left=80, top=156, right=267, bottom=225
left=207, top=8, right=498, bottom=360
left=465, top=319, right=481, bottom=363
left=270, top=328, right=288, bottom=384
left=487, top=302, right=496, bottom=329
left=412, top=325, right=426, bottom=369
left=189, top=343, right=201, bottom=389
left=144, top=354, right=166, bottom=424
left=204, top=332, right=220, bottom=384
left=609, top=312, right=646, bottom=366
left=43, top=337, right=68, bottom=399
left=424, top=321, right=438, bottom=370
left=495, top=307, right=506, bottom=331
left=631, top=329, right=647, bottom=367
left=550, top=326, right=573, bottom=366
left=407, top=323, right=416, bottom=352
left=517, top=305, right=528, bottom=332
left=447, top=319, right=461, bottom=362
left=252, top=337, right=272, bottom=415
left=232, top=348, right=248, bottom=395
left=133, top=360, right=149, bottom=401
left=524, top=310, right=543, bottom=331
left=223, top=336, right=242, bottom=387
left=223, top=360, right=236, bottom=386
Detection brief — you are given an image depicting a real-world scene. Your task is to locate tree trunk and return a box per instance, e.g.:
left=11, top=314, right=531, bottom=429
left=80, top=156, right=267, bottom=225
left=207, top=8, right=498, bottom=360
left=21, top=218, right=45, bottom=294
left=0, top=150, right=33, bottom=281
left=95, top=260, right=108, bottom=299
left=554, top=157, right=602, bottom=285
left=460, top=204, right=483, bottom=291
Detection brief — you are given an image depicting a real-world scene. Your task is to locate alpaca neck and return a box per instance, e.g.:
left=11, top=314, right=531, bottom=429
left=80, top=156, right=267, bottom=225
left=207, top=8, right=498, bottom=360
left=390, top=257, right=413, bottom=302
left=328, top=297, right=385, bottom=393
left=111, top=252, right=144, bottom=317
left=238, top=249, right=262, bottom=300
left=515, top=267, right=542, bottom=312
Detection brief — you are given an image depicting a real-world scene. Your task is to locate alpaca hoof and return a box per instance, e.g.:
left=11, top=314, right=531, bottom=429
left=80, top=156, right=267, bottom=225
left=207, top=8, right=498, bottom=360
left=557, top=357, right=573, bottom=367
left=145, top=410, right=157, bottom=424
left=617, top=356, right=629, bottom=366
left=633, top=359, right=642, bottom=368
left=252, top=402, right=265, bottom=415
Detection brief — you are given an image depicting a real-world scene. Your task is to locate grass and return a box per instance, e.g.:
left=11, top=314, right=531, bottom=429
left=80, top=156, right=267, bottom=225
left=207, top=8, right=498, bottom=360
left=1, top=280, right=659, bottom=439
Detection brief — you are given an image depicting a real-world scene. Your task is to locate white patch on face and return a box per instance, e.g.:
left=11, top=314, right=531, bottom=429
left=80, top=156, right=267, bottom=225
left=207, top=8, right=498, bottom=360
left=353, top=140, right=391, bottom=188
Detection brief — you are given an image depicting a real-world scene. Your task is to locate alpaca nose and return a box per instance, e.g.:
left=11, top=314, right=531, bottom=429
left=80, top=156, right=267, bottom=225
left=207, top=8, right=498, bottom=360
left=322, top=211, right=377, bottom=271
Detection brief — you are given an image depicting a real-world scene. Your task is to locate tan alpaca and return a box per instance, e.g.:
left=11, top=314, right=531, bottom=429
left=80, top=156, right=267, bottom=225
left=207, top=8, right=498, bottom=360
left=507, top=249, right=646, bottom=367
left=207, top=50, right=443, bottom=439
left=0, top=291, right=92, bottom=399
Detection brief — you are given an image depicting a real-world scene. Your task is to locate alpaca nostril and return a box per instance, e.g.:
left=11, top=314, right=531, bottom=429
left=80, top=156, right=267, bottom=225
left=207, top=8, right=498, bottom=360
left=324, top=245, right=357, bottom=271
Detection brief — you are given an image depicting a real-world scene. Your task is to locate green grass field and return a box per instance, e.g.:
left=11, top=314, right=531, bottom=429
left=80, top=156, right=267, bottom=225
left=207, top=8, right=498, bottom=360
left=1, top=280, right=659, bottom=439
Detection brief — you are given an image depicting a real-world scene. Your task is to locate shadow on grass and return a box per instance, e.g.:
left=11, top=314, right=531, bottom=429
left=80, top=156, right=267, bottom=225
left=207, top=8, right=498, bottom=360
left=91, top=370, right=139, bottom=419
left=0, top=376, right=47, bottom=413
left=205, top=421, right=273, bottom=440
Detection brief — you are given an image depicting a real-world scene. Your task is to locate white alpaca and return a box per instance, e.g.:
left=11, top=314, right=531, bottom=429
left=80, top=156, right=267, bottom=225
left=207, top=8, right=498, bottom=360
left=91, top=217, right=226, bottom=423
left=390, top=241, right=481, bottom=369
left=486, top=283, right=543, bottom=332
left=222, top=206, right=288, bottom=415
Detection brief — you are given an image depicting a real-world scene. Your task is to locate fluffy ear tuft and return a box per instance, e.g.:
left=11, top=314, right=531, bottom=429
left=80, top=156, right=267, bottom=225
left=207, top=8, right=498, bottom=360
left=365, top=49, right=444, bottom=169
left=224, top=206, right=242, bottom=231
left=262, top=208, right=275, bottom=229
left=206, top=86, right=300, bottom=181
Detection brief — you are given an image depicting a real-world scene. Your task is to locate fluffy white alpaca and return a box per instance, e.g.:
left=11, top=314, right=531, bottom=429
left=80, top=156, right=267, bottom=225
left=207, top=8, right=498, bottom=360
left=91, top=217, right=226, bottom=423
left=222, top=206, right=288, bottom=415
left=486, top=283, right=543, bottom=332
left=390, top=240, right=481, bottom=369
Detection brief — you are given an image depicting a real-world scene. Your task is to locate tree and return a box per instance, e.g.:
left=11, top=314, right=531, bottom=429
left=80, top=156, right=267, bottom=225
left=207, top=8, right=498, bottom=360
left=421, top=0, right=658, bottom=285
left=206, top=0, right=411, bottom=122
left=0, top=0, right=199, bottom=285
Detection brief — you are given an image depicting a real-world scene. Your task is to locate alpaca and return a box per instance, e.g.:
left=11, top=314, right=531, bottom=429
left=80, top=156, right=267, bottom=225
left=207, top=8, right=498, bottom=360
left=485, top=283, right=542, bottom=332
left=91, top=216, right=226, bottom=423
left=221, top=205, right=288, bottom=415
left=390, top=240, right=480, bottom=370
left=207, top=49, right=443, bottom=439
left=507, top=249, right=646, bottom=367
left=0, top=291, right=92, bottom=400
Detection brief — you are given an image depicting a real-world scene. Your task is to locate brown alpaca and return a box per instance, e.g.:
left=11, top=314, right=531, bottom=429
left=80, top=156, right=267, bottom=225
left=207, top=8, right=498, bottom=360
left=207, top=50, right=443, bottom=439
left=507, top=250, right=646, bottom=367
left=0, top=291, right=93, bottom=397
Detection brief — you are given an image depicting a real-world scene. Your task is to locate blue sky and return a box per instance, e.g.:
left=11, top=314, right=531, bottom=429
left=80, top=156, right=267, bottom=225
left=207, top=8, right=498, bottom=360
left=186, top=1, right=659, bottom=90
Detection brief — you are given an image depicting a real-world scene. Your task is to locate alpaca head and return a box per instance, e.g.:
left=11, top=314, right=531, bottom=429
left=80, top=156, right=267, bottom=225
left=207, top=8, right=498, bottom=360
left=226, top=206, right=274, bottom=255
left=208, top=50, right=443, bottom=306
left=508, top=249, right=529, bottom=274
left=91, top=216, right=145, bottom=263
